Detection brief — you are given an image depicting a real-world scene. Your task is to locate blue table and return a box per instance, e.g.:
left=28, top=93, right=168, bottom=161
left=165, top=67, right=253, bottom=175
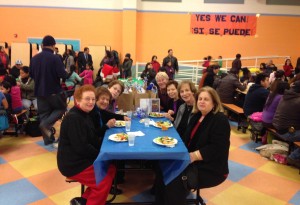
left=93, top=117, right=190, bottom=185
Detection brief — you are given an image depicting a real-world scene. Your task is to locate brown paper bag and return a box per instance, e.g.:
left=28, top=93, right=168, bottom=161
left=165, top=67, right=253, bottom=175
left=117, top=93, right=134, bottom=112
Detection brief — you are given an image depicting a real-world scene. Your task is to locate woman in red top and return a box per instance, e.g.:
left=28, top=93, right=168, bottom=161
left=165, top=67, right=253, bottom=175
left=151, top=55, right=161, bottom=73
left=283, top=59, right=294, bottom=78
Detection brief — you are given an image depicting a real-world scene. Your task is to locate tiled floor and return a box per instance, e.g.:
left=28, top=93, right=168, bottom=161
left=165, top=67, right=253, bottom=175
left=0, top=121, right=300, bottom=205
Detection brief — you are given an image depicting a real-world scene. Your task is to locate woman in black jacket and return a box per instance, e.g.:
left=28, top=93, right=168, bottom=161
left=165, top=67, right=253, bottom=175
left=57, top=85, right=116, bottom=205
left=155, top=86, right=230, bottom=205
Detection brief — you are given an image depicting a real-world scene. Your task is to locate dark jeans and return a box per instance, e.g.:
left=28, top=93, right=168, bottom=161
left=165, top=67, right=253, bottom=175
left=37, top=94, right=66, bottom=140
left=154, top=165, right=226, bottom=205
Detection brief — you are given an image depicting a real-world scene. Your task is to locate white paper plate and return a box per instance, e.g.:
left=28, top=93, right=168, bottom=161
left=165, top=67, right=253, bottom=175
left=149, top=112, right=164, bottom=118
left=152, top=121, right=173, bottom=128
left=115, top=120, right=126, bottom=127
left=108, top=133, right=128, bottom=142
left=153, top=137, right=178, bottom=147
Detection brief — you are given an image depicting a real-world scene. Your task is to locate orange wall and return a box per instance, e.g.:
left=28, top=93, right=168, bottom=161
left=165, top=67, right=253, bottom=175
left=0, top=7, right=122, bottom=53
left=1, top=7, right=300, bottom=65
left=136, top=12, right=300, bottom=65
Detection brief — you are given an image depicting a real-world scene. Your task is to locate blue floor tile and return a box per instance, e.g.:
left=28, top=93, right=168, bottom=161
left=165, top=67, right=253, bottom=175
left=289, top=190, right=300, bottom=205
left=228, top=160, right=255, bottom=182
left=35, top=141, right=57, bottom=152
left=0, top=157, right=6, bottom=164
left=229, top=120, right=238, bottom=127
left=239, top=141, right=262, bottom=153
left=131, top=189, right=155, bottom=202
left=0, top=179, right=45, bottom=205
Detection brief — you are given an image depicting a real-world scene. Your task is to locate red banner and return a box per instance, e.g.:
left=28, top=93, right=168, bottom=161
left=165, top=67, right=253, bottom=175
left=190, top=14, right=257, bottom=36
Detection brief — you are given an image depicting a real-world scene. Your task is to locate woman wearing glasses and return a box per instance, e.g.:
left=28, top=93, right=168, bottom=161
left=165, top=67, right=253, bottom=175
left=57, top=85, right=116, bottom=205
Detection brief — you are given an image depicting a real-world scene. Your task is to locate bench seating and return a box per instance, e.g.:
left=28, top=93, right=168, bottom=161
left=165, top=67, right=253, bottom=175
left=3, top=109, right=28, bottom=137
left=222, top=103, right=246, bottom=133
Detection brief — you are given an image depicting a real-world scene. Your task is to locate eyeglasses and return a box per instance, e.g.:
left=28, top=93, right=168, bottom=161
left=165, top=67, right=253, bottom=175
left=82, top=97, right=96, bottom=102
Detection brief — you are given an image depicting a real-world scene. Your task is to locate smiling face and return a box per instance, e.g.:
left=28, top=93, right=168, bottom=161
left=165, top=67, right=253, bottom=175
left=96, top=94, right=111, bottom=110
left=167, top=84, right=178, bottom=100
left=109, top=84, right=122, bottom=99
left=179, top=83, right=194, bottom=105
left=156, top=76, right=168, bottom=89
left=76, top=91, right=95, bottom=112
left=197, top=91, right=214, bottom=116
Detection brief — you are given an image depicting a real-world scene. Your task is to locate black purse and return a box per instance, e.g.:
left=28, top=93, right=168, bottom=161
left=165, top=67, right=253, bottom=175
left=181, top=163, right=199, bottom=191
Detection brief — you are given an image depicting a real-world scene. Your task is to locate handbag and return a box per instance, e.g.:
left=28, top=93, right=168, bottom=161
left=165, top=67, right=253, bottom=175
left=0, top=113, right=9, bottom=131
left=181, top=163, right=199, bottom=191
left=24, top=117, right=42, bottom=137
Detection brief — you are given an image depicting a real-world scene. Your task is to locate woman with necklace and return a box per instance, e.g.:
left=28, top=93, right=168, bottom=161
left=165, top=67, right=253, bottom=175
left=173, top=80, right=197, bottom=138
left=164, top=80, right=184, bottom=122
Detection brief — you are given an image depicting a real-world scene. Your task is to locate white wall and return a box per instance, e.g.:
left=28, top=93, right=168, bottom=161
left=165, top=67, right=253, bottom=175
left=0, top=0, right=300, bottom=15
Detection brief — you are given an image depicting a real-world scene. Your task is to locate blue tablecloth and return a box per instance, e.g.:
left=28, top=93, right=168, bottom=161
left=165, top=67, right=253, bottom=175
left=93, top=117, right=190, bottom=185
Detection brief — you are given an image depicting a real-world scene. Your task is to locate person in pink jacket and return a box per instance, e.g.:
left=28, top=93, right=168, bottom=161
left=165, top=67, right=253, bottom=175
left=79, top=63, right=93, bottom=85
left=4, top=75, right=23, bottom=114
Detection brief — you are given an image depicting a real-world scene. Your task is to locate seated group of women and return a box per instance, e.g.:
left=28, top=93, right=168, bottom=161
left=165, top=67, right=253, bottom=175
left=57, top=73, right=231, bottom=205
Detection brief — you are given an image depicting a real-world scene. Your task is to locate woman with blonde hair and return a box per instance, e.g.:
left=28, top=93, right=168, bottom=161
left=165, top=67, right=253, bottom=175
left=173, top=80, right=197, bottom=137
left=155, top=72, right=171, bottom=112
left=155, top=86, right=230, bottom=205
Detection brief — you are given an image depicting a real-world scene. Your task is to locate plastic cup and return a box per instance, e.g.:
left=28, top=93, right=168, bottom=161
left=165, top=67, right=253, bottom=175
left=125, top=121, right=131, bottom=131
left=127, top=111, right=133, bottom=118
left=128, top=134, right=135, bottom=146
left=144, top=118, right=150, bottom=127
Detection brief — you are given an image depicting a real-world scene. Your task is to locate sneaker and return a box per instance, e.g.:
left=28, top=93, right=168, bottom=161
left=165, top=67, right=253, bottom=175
left=53, top=141, right=59, bottom=149
left=12, top=114, right=18, bottom=124
left=287, top=157, right=300, bottom=168
left=70, top=197, right=87, bottom=205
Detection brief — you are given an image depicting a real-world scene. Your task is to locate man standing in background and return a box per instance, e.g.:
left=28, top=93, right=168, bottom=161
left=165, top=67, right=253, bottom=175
left=30, top=35, right=67, bottom=145
left=54, top=47, right=64, bottom=63
left=77, top=47, right=93, bottom=73
left=232, top=53, right=242, bottom=72
left=163, top=49, right=179, bottom=74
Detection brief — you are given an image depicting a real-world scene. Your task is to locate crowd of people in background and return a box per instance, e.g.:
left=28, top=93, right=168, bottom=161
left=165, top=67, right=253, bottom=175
left=1, top=34, right=300, bottom=205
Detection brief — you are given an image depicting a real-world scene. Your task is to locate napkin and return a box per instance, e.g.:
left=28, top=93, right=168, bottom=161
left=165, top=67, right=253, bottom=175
left=149, top=120, right=156, bottom=126
left=126, top=131, right=145, bottom=136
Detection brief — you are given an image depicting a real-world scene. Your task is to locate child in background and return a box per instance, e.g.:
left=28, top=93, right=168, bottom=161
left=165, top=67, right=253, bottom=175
left=0, top=81, right=12, bottom=112
left=4, top=75, right=23, bottom=114
left=65, top=65, right=82, bottom=89
left=79, top=63, right=93, bottom=85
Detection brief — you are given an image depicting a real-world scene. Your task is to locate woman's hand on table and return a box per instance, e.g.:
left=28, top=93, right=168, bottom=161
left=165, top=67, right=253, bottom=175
left=106, top=119, right=116, bottom=128
left=164, top=112, right=174, bottom=122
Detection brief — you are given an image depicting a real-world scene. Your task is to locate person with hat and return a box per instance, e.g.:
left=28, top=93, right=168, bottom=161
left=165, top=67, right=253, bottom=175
left=121, top=53, right=133, bottom=79
left=29, top=35, right=68, bottom=145
left=9, top=59, right=23, bottom=79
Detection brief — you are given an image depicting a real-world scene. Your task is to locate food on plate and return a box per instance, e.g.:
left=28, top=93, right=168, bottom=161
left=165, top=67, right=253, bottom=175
left=149, top=112, right=164, bottom=118
left=158, top=136, right=175, bottom=145
left=115, top=120, right=126, bottom=127
left=155, top=121, right=172, bottom=128
left=114, top=133, right=128, bottom=141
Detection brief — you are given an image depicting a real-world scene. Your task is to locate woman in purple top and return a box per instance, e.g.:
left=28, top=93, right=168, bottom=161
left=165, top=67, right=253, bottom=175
left=159, top=59, right=175, bottom=80
left=262, top=80, right=290, bottom=128
left=164, top=80, right=184, bottom=121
